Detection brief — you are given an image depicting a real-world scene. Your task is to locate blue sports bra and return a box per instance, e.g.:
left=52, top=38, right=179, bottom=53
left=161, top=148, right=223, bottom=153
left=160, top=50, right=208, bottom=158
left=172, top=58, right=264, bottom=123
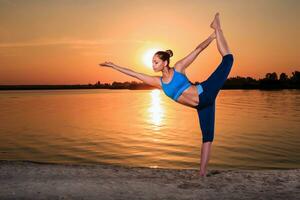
left=160, top=68, right=192, bottom=101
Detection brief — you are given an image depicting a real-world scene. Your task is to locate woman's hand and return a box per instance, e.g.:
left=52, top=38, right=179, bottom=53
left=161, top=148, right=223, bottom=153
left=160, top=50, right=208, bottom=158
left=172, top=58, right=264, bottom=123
left=99, top=61, right=116, bottom=68
left=209, top=31, right=216, bottom=40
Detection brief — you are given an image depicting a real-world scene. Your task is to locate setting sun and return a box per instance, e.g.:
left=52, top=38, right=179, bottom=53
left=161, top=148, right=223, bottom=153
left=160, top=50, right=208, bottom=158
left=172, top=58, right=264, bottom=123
left=142, top=48, right=161, bottom=68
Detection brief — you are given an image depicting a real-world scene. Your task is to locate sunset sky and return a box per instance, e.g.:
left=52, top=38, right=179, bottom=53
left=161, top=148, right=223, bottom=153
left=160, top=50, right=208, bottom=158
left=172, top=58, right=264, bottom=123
left=0, top=0, right=299, bottom=85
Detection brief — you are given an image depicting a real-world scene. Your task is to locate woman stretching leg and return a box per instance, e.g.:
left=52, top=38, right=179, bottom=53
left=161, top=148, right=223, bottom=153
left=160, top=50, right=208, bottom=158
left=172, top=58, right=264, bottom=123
left=197, top=12, right=234, bottom=177
left=99, top=12, right=234, bottom=177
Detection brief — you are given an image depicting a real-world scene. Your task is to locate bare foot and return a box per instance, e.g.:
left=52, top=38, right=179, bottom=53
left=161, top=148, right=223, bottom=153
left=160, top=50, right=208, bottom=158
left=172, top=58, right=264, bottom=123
left=199, top=169, right=207, bottom=177
left=210, top=12, right=221, bottom=30
left=198, top=172, right=207, bottom=178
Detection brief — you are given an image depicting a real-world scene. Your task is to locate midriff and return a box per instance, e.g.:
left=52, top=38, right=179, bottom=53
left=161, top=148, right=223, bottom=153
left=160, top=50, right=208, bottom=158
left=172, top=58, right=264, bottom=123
left=176, top=84, right=200, bottom=108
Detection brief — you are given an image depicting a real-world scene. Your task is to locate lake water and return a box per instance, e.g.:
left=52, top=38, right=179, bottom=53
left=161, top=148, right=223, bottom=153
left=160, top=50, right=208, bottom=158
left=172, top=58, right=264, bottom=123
left=0, top=89, right=299, bottom=170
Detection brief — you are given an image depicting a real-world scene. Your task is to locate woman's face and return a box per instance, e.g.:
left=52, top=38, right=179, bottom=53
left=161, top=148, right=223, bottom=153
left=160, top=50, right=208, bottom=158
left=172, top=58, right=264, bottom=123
left=152, top=54, right=167, bottom=72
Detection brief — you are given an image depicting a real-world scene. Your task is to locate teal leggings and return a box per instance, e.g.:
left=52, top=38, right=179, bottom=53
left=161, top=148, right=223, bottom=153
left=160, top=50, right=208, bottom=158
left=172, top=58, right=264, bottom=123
left=194, top=54, right=234, bottom=143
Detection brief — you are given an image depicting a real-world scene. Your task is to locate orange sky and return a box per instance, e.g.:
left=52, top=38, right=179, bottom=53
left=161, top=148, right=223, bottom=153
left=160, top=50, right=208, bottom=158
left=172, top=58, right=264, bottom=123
left=0, top=0, right=299, bottom=85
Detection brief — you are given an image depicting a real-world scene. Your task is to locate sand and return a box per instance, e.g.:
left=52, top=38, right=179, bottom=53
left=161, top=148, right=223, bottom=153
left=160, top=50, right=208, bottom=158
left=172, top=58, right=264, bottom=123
left=0, top=160, right=299, bottom=200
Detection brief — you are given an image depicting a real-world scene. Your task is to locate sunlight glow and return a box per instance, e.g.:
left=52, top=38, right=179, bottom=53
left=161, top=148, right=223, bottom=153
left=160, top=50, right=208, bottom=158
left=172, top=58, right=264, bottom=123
left=142, top=48, right=161, bottom=68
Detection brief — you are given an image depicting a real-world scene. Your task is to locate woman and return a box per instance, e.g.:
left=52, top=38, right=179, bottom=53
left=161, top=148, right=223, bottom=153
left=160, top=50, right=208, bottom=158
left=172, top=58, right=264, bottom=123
left=99, top=13, right=234, bottom=177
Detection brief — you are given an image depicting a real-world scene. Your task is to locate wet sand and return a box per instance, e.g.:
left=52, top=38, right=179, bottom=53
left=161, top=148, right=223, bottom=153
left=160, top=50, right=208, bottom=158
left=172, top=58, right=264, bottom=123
left=0, top=160, right=299, bottom=200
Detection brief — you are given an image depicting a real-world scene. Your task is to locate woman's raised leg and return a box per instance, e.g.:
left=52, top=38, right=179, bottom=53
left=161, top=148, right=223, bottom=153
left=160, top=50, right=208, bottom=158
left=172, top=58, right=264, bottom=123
left=200, top=13, right=234, bottom=99
left=211, top=12, right=232, bottom=56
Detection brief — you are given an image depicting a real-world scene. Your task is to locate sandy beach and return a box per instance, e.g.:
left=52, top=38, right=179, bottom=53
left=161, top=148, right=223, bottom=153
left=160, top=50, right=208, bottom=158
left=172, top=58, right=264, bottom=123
left=0, top=160, right=299, bottom=200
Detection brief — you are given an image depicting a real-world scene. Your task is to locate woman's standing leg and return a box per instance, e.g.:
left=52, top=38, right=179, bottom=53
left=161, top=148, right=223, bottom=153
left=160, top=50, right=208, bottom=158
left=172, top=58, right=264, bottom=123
left=197, top=100, right=215, bottom=176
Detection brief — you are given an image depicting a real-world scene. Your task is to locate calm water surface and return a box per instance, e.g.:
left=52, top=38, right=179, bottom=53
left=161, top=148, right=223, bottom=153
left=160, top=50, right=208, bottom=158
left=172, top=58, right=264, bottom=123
left=0, top=89, right=299, bottom=170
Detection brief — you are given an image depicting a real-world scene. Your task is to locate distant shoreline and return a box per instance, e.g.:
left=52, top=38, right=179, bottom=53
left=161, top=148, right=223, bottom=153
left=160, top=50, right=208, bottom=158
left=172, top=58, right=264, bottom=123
left=0, top=160, right=299, bottom=199
left=0, top=83, right=299, bottom=90
left=1, top=71, right=299, bottom=90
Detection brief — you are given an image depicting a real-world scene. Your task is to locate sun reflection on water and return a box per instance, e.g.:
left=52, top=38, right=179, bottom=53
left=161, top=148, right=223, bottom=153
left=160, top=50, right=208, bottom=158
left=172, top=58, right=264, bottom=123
left=147, top=89, right=164, bottom=130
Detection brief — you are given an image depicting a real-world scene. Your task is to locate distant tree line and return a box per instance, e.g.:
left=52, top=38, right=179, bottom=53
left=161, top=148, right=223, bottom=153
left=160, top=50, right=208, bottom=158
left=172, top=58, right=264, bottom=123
left=0, top=70, right=299, bottom=90
left=218, top=70, right=300, bottom=89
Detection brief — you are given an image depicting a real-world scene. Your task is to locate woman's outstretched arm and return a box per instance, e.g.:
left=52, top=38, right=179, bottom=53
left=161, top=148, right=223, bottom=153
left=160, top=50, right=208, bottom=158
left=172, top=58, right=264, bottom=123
left=175, top=32, right=216, bottom=72
left=99, top=62, right=161, bottom=88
